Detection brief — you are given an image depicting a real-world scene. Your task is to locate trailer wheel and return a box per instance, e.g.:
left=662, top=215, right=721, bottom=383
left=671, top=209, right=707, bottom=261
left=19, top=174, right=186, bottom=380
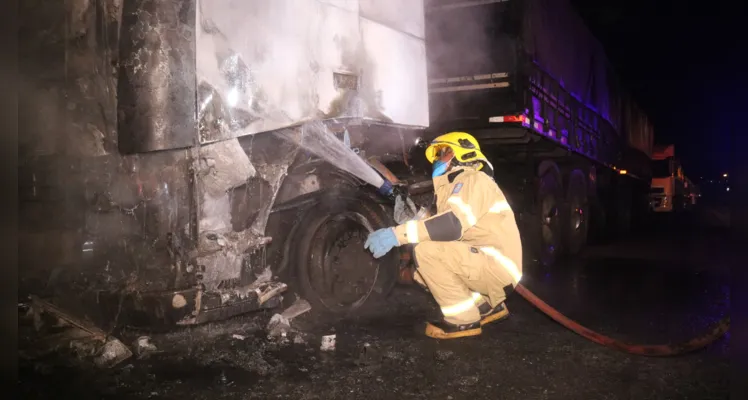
left=532, top=161, right=562, bottom=268
left=564, top=170, right=589, bottom=255
left=293, top=189, right=399, bottom=316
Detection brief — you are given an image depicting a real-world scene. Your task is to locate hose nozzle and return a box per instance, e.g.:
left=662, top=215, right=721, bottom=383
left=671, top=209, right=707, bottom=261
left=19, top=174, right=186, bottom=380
left=377, top=179, right=395, bottom=199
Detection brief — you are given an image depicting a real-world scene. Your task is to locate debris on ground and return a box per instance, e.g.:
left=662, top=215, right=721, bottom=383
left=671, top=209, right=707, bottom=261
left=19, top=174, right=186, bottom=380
left=293, top=333, right=307, bottom=345
left=280, top=298, right=312, bottom=319
left=95, top=337, right=133, bottom=368
left=69, top=337, right=99, bottom=358
left=232, top=334, right=247, bottom=341
left=133, top=336, right=158, bottom=359
left=355, top=342, right=383, bottom=366
left=24, top=296, right=133, bottom=368
left=29, top=296, right=108, bottom=341
left=320, top=334, right=336, bottom=352
left=266, top=314, right=291, bottom=339
left=265, top=297, right=312, bottom=339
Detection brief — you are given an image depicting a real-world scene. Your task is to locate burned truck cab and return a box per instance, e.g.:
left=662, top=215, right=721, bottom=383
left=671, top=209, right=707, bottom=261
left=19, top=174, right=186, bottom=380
left=19, top=0, right=429, bottom=327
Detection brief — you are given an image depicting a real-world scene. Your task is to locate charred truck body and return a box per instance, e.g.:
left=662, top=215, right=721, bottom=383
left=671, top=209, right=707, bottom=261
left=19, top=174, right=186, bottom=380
left=20, top=0, right=429, bottom=325
left=19, top=0, right=653, bottom=326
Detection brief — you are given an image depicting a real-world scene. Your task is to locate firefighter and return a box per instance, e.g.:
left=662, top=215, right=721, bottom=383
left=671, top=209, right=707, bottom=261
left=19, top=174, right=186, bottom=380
left=364, top=132, right=523, bottom=339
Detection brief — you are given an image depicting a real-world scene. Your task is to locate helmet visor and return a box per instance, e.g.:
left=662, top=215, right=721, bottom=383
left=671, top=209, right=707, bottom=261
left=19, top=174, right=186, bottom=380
left=426, top=143, right=455, bottom=164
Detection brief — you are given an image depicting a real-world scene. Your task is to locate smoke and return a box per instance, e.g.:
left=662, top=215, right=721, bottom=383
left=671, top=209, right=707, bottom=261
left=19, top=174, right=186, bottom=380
left=424, top=0, right=518, bottom=121
left=425, top=1, right=502, bottom=78
left=19, top=0, right=121, bottom=158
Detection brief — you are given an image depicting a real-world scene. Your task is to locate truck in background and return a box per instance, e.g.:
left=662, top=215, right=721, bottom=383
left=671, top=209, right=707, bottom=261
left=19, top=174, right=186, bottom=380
left=19, top=0, right=655, bottom=327
left=424, top=0, right=655, bottom=266
left=650, top=144, right=691, bottom=212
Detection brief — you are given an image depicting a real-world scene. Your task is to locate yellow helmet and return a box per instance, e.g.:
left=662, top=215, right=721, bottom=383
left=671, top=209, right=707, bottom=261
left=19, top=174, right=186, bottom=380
left=424, top=131, right=488, bottom=169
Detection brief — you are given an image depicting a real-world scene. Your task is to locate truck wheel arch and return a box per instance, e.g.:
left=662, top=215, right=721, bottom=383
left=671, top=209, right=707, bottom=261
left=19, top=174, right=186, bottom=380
left=538, top=160, right=562, bottom=184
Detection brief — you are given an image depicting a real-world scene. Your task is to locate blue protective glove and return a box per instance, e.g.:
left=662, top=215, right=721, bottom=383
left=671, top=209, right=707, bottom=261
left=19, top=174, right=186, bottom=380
left=364, top=228, right=399, bottom=259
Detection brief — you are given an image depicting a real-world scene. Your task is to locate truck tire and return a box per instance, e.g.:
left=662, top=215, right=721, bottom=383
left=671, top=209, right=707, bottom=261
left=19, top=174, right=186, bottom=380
left=530, top=161, right=562, bottom=268
left=564, top=170, right=589, bottom=255
left=293, top=188, right=399, bottom=316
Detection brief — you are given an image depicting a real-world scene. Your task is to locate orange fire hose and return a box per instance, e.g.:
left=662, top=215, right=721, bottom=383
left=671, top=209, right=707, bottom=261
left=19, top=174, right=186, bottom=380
left=398, top=263, right=729, bottom=356
left=369, top=160, right=729, bottom=356
left=514, top=283, right=730, bottom=356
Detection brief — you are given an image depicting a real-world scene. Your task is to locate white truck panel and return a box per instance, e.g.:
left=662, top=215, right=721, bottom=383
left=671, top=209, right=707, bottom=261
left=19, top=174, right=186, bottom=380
left=196, top=0, right=428, bottom=143
left=360, top=18, right=429, bottom=127
left=360, top=0, right=426, bottom=39
left=316, top=0, right=359, bottom=12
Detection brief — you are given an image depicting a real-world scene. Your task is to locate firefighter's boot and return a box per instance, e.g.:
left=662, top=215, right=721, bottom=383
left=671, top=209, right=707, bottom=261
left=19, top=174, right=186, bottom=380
left=478, top=302, right=510, bottom=326
left=425, top=319, right=482, bottom=339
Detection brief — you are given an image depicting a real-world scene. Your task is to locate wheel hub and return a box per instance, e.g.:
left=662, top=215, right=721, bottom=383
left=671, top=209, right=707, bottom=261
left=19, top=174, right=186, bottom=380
left=325, top=228, right=378, bottom=305
left=540, top=196, right=559, bottom=263
left=309, top=213, right=381, bottom=311
left=572, top=206, right=584, bottom=230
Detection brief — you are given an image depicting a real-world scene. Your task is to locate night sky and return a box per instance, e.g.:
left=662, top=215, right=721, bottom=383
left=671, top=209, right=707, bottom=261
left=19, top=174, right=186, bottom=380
left=570, top=0, right=745, bottom=179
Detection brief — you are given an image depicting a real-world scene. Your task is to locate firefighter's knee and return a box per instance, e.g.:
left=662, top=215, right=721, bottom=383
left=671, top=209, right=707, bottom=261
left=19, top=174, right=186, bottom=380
left=412, top=242, right=441, bottom=271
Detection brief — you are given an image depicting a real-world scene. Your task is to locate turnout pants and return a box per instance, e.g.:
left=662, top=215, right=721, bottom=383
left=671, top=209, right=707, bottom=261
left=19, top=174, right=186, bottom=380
left=413, top=241, right=516, bottom=325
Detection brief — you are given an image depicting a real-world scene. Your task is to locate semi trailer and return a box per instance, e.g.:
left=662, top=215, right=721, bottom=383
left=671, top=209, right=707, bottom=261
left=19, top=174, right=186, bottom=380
left=424, top=0, right=654, bottom=266
left=19, top=0, right=654, bottom=327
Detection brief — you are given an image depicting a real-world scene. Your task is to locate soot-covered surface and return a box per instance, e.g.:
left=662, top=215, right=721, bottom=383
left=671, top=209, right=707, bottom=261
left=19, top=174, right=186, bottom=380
left=19, top=214, right=730, bottom=400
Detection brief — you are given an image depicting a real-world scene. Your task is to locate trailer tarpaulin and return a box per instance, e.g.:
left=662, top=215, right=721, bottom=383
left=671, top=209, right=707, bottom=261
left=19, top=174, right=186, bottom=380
left=521, top=0, right=653, bottom=157
left=522, top=0, right=617, bottom=127
left=623, top=95, right=655, bottom=157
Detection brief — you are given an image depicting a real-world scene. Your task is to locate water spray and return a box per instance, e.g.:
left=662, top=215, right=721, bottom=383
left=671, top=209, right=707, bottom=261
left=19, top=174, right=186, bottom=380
left=282, top=120, right=409, bottom=203
left=278, top=121, right=385, bottom=189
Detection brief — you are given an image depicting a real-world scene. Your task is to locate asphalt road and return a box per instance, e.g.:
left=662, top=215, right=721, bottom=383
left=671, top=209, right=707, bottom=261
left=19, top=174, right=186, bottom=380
left=18, top=212, right=731, bottom=400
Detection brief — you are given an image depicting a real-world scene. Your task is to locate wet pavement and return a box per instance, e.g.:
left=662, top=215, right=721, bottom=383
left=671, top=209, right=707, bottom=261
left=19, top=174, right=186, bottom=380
left=19, top=213, right=730, bottom=400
